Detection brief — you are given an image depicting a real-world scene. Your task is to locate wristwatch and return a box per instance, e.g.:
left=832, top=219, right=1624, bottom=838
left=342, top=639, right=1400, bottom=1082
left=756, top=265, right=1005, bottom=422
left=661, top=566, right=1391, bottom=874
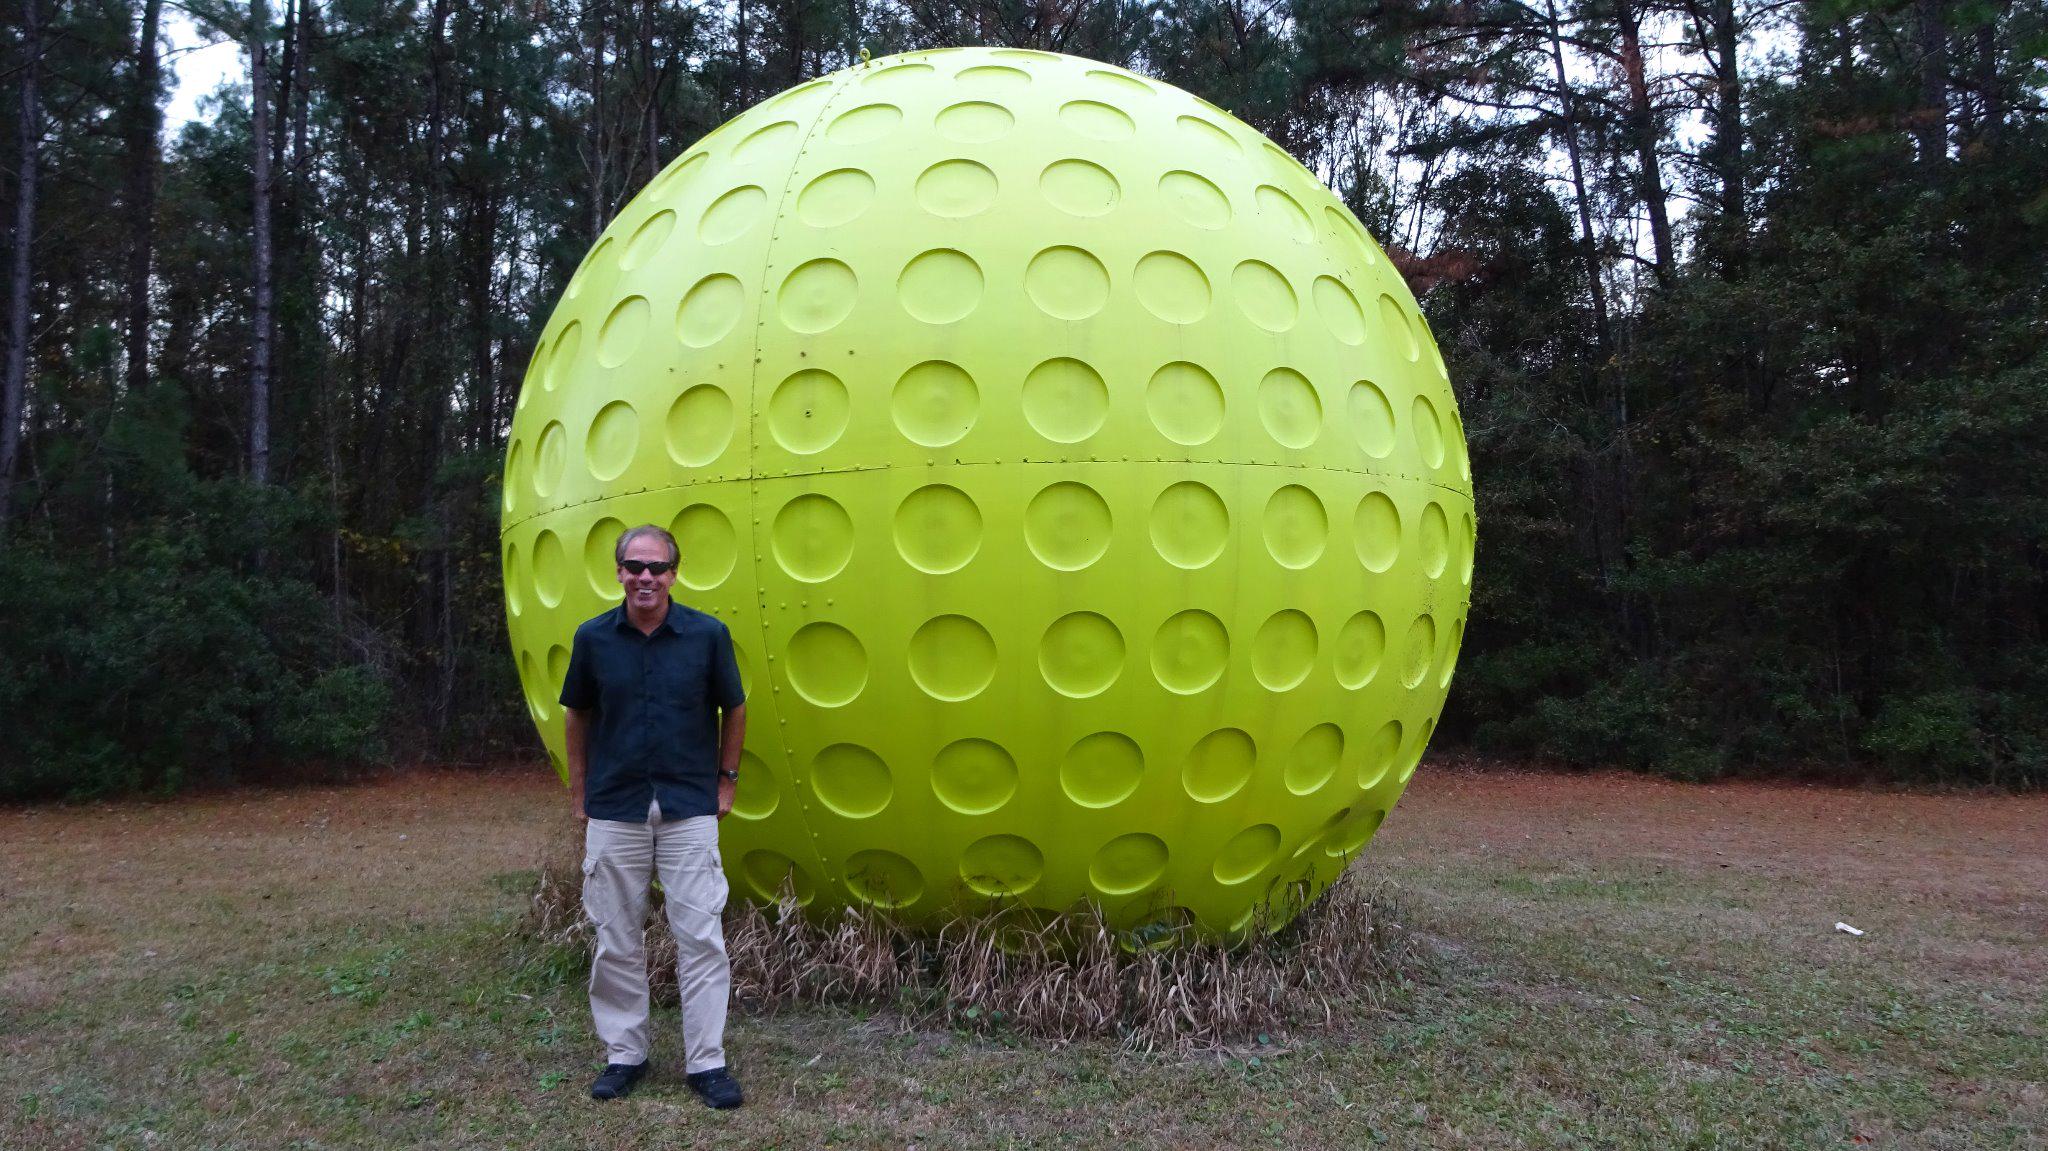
left=718, top=768, right=740, bottom=782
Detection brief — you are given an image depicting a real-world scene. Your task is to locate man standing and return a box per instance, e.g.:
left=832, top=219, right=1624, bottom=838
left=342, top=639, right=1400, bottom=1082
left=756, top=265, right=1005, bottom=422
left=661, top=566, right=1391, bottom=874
left=559, top=523, right=747, bottom=1108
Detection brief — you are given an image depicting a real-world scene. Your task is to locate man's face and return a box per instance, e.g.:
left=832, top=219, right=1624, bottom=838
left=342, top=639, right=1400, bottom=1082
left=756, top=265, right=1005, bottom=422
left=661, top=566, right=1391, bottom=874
left=617, top=535, right=678, bottom=613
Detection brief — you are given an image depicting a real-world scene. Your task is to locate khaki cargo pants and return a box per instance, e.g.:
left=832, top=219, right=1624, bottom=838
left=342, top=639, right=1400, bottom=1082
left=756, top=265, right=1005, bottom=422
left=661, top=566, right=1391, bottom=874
left=582, top=802, right=729, bottom=1074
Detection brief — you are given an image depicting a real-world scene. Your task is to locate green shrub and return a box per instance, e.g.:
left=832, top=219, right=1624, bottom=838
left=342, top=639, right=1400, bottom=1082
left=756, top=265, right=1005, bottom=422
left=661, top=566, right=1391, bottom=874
left=1864, top=687, right=2048, bottom=788
left=0, top=490, right=396, bottom=800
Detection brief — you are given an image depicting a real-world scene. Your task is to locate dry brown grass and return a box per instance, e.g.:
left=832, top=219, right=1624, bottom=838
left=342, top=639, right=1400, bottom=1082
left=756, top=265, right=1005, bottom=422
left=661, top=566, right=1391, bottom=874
left=6, top=766, right=2044, bottom=1148
left=526, top=821, right=1418, bottom=1051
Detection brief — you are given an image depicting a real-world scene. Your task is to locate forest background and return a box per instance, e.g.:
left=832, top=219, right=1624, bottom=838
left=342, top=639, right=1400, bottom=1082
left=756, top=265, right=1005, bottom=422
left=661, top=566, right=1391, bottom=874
left=0, top=0, right=2042, bottom=799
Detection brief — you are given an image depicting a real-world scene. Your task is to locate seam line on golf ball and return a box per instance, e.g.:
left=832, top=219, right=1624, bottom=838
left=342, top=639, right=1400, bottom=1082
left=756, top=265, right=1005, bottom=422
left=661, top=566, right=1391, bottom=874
left=501, top=459, right=1474, bottom=534
left=738, top=64, right=866, bottom=897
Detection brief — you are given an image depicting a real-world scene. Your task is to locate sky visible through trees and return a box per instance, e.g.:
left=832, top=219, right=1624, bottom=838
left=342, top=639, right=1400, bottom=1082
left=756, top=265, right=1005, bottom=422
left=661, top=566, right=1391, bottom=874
left=1, top=0, right=2044, bottom=798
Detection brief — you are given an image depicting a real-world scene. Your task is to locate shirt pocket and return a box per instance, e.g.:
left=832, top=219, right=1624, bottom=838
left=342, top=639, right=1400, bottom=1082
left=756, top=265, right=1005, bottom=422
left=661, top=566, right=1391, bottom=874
left=653, top=653, right=707, bottom=708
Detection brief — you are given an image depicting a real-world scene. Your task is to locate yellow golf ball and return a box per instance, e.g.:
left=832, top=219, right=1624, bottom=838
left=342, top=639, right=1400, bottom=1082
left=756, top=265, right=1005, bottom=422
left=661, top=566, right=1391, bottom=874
left=501, top=47, right=1474, bottom=936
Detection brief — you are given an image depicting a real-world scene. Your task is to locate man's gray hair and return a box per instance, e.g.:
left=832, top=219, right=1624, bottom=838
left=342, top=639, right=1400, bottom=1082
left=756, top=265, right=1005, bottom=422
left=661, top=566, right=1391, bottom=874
left=614, top=523, right=680, bottom=566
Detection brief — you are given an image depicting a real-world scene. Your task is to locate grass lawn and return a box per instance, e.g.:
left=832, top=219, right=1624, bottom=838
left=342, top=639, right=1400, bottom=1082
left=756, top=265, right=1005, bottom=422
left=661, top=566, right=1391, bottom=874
left=2, top=762, right=2042, bottom=1149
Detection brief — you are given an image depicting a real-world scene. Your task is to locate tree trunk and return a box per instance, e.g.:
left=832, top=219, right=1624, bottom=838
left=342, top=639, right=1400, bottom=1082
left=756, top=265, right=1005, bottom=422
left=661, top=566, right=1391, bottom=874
left=588, top=8, right=608, bottom=239
left=1617, top=0, right=1676, bottom=286
left=1709, top=0, right=1744, bottom=224
left=249, top=0, right=275, bottom=487
left=292, top=0, right=314, bottom=172
left=123, top=0, right=165, bottom=399
left=323, top=66, right=359, bottom=627
left=785, top=0, right=805, bottom=84
left=737, top=0, right=752, bottom=107
left=424, top=0, right=456, bottom=731
left=467, top=13, right=505, bottom=455
left=641, top=0, right=660, bottom=184
left=0, top=0, right=45, bottom=542
left=1969, top=21, right=2000, bottom=144
left=1915, top=0, right=1948, bottom=170
left=273, top=0, right=296, bottom=180
left=1544, top=0, right=1611, bottom=351
left=322, top=352, right=342, bottom=626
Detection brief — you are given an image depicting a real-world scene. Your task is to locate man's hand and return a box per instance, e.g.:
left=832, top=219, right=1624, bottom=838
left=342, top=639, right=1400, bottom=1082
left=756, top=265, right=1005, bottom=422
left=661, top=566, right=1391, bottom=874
left=574, top=797, right=587, bottom=822
left=716, top=775, right=736, bottom=821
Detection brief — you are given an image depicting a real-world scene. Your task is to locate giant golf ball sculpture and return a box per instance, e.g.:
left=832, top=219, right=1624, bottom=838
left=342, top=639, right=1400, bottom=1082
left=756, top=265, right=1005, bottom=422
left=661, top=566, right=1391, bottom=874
left=502, top=48, right=1474, bottom=937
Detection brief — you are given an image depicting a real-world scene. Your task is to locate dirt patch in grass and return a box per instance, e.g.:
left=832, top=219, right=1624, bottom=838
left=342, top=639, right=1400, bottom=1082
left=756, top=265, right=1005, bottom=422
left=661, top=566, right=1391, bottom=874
left=1395, top=757, right=2048, bottom=897
left=2, top=761, right=2043, bottom=1150
left=1382, top=759, right=2048, bottom=988
left=0, top=768, right=554, bottom=1020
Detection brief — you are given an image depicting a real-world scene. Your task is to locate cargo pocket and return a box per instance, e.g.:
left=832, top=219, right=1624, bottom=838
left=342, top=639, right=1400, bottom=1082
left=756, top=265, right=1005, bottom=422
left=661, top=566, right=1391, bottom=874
left=579, top=855, right=608, bottom=925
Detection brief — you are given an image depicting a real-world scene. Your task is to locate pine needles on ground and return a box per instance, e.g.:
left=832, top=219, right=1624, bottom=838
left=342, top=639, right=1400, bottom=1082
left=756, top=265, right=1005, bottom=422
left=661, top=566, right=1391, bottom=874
left=525, top=823, right=1419, bottom=1052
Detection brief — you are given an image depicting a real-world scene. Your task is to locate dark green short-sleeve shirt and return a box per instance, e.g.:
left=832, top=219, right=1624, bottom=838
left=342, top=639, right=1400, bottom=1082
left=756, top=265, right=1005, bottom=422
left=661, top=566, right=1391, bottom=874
left=559, top=601, right=745, bottom=822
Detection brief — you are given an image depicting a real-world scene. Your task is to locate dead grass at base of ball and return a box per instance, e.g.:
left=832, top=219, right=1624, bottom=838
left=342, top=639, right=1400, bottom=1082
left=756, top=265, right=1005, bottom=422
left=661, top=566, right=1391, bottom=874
left=524, top=820, right=1419, bottom=1052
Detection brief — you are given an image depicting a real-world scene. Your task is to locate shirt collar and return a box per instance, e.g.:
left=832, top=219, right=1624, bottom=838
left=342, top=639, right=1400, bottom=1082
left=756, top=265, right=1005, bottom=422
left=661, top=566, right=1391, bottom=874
left=610, top=600, right=681, bottom=636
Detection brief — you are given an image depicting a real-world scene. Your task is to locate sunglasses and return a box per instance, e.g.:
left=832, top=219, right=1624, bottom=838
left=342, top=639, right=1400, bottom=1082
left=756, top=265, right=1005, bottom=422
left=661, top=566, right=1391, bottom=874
left=619, top=560, right=676, bottom=576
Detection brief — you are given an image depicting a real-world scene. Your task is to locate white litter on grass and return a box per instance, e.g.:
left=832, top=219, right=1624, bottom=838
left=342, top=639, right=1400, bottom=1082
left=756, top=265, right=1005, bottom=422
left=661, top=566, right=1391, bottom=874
left=1835, top=921, right=1865, bottom=936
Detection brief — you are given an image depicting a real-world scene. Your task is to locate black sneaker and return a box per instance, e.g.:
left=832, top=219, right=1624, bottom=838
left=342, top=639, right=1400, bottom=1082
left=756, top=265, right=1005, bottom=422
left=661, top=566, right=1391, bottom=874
left=590, top=1061, right=648, bottom=1100
left=686, top=1065, right=743, bottom=1109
